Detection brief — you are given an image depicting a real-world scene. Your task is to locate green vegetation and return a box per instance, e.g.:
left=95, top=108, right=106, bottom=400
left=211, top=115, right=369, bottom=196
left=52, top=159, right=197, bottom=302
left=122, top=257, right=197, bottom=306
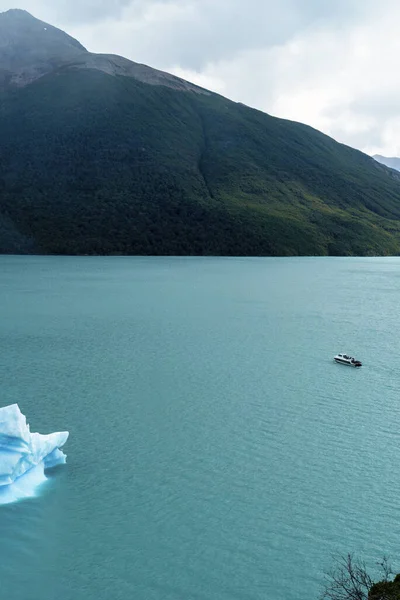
left=370, top=575, right=400, bottom=599
left=2, top=68, right=400, bottom=255
left=322, top=554, right=400, bottom=600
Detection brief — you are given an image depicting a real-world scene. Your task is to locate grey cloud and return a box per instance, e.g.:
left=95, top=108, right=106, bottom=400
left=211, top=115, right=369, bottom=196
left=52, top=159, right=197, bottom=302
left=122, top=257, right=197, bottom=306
left=0, top=0, right=376, bottom=69
left=349, top=94, right=400, bottom=121
left=56, top=0, right=132, bottom=24
left=0, top=0, right=394, bottom=154
left=344, top=95, right=400, bottom=151
left=329, top=121, right=383, bottom=153
left=105, top=0, right=377, bottom=70
left=0, top=0, right=131, bottom=24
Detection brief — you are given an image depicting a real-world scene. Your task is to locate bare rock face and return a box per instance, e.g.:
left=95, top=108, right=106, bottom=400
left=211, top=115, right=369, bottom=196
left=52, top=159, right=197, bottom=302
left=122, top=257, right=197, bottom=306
left=0, top=9, right=87, bottom=87
left=65, top=53, right=210, bottom=94
left=0, top=9, right=208, bottom=94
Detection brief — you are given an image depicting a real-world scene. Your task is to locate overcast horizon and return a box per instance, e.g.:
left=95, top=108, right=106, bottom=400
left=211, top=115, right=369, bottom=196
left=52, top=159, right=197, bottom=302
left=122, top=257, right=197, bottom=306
left=1, top=1, right=399, bottom=157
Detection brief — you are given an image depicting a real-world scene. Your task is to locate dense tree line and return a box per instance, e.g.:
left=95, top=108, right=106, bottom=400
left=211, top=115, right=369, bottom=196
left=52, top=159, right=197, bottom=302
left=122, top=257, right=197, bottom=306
left=1, top=70, right=400, bottom=255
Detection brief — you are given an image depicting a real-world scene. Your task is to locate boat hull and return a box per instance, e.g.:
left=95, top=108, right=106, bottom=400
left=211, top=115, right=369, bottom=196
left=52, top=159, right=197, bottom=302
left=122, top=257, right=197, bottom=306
left=334, top=358, right=362, bottom=367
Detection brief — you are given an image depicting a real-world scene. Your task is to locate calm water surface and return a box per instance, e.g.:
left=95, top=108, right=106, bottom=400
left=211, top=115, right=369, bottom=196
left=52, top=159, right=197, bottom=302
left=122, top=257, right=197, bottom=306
left=1, top=256, right=400, bottom=600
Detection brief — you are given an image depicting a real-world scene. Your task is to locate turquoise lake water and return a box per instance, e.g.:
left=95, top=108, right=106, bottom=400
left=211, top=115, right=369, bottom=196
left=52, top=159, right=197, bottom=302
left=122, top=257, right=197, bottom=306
left=0, top=256, right=400, bottom=600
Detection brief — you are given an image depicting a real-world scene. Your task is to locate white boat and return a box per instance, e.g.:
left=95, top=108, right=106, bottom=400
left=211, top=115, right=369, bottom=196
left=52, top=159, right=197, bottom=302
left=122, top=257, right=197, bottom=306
left=334, top=353, right=362, bottom=367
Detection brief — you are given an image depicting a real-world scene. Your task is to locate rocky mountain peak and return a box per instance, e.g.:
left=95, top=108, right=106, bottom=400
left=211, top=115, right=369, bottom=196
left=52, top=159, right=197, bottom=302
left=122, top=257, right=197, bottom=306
left=0, top=8, right=208, bottom=94
left=0, top=8, right=87, bottom=87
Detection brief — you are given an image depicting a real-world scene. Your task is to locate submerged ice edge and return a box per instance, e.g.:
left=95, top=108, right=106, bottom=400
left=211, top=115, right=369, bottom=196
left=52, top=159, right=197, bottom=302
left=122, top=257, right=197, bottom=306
left=0, top=462, right=48, bottom=505
left=0, top=404, right=69, bottom=504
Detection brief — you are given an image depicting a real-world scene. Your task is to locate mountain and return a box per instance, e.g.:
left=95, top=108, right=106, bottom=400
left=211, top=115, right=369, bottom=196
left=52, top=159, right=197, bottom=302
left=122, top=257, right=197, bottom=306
left=0, top=9, right=207, bottom=92
left=0, top=9, right=85, bottom=87
left=373, top=155, right=400, bottom=173
left=2, top=10, right=400, bottom=255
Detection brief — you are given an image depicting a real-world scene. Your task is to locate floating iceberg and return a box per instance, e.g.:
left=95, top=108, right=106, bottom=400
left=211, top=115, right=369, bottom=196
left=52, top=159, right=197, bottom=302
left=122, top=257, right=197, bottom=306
left=0, top=404, right=68, bottom=504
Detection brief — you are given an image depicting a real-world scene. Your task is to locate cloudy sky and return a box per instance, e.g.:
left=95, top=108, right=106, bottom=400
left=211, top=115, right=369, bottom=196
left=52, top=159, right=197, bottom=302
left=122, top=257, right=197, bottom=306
left=1, top=0, right=399, bottom=156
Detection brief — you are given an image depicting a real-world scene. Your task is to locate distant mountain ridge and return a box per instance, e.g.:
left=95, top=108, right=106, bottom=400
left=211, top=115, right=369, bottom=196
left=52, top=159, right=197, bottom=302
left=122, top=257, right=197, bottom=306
left=373, top=155, right=400, bottom=172
left=1, top=9, right=400, bottom=256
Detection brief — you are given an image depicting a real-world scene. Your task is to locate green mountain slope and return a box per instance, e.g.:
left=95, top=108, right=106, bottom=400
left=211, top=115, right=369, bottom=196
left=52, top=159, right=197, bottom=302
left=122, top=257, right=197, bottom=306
left=2, top=13, right=400, bottom=255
